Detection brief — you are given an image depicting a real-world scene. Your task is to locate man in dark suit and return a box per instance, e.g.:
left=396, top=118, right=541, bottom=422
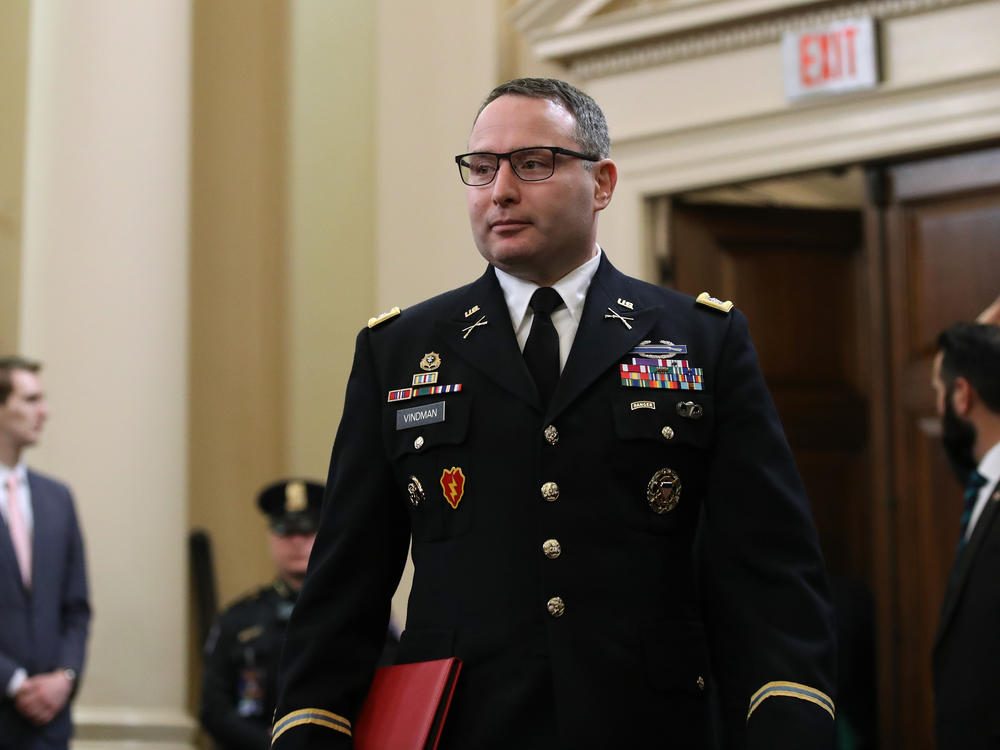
left=272, top=77, right=835, bottom=750
left=0, top=356, right=91, bottom=750
left=931, top=323, right=1000, bottom=749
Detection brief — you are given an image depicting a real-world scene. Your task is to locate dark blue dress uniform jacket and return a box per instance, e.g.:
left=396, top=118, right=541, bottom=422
left=272, top=254, right=836, bottom=749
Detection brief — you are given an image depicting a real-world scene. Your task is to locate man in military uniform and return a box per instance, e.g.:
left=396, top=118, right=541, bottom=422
left=272, top=78, right=836, bottom=749
left=199, top=480, right=323, bottom=750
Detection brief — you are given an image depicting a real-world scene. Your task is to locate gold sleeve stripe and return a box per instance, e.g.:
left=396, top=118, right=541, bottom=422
left=271, top=708, right=352, bottom=745
left=747, top=681, right=835, bottom=721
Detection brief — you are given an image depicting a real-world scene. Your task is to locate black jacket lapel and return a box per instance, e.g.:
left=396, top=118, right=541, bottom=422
left=549, top=255, right=661, bottom=421
left=435, top=267, right=540, bottom=409
left=935, top=480, right=1000, bottom=649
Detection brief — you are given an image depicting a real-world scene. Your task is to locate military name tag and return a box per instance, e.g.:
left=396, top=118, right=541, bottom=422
left=396, top=401, right=446, bottom=430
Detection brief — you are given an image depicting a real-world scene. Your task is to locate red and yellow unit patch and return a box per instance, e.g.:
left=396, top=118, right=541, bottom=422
left=620, top=363, right=704, bottom=391
left=440, top=467, right=466, bottom=509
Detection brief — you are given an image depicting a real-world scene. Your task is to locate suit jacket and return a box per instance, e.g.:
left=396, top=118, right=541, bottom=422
left=0, top=469, right=91, bottom=748
left=272, top=255, right=836, bottom=750
left=934, top=471, right=1000, bottom=749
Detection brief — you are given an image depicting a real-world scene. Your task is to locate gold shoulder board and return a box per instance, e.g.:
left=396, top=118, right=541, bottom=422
left=696, top=292, right=734, bottom=313
left=368, top=306, right=401, bottom=328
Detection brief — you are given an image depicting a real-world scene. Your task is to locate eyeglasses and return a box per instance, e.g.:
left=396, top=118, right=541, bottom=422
left=454, top=146, right=599, bottom=186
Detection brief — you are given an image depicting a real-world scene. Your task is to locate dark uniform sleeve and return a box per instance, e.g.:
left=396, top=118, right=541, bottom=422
left=270, top=329, right=411, bottom=748
left=699, top=309, right=837, bottom=749
left=200, top=616, right=271, bottom=750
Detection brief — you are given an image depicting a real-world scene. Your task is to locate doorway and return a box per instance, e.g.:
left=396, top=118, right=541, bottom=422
left=659, top=145, right=1000, bottom=750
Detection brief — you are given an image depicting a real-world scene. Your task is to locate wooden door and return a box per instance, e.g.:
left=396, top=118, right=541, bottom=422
left=670, top=202, right=871, bottom=579
left=873, top=145, right=1000, bottom=750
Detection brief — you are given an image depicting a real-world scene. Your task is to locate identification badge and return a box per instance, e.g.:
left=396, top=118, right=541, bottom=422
left=396, top=401, right=446, bottom=430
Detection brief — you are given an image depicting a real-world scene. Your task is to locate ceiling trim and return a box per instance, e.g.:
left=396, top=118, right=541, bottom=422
left=512, top=0, right=986, bottom=79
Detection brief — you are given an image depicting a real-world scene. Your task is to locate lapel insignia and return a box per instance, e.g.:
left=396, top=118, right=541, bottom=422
left=440, top=467, right=466, bottom=509
left=604, top=307, right=634, bottom=330
left=461, top=315, right=488, bottom=340
left=412, top=372, right=439, bottom=386
left=617, top=297, right=634, bottom=310
left=464, top=305, right=481, bottom=318
left=696, top=292, right=734, bottom=313
left=420, top=352, right=441, bottom=371
left=368, top=306, right=401, bottom=328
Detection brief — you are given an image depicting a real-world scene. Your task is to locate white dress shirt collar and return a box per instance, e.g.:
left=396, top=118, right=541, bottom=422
left=494, top=247, right=602, bottom=332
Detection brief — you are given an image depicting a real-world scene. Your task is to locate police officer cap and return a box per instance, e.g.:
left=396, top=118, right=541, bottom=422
left=257, top=479, right=323, bottom=535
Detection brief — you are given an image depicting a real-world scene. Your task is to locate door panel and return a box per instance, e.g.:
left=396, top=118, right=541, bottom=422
left=881, top=145, right=1000, bottom=750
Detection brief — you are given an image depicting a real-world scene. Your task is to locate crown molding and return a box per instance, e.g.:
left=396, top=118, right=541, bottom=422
left=513, top=0, right=986, bottom=78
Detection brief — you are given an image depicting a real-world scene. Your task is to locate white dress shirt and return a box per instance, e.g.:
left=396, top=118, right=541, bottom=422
left=494, top=248, right=602, bottom=373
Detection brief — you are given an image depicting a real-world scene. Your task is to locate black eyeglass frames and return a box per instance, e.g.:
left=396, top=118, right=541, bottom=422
left=454, top=146, right=599, bottom=186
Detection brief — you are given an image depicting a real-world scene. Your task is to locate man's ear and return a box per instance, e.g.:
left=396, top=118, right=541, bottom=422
left=952, top=376, right=974, bottom=416
left=593, top=159, right=617, bottom=210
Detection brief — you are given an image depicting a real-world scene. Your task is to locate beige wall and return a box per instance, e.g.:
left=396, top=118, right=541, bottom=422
left=0, top=0, right=29, bottom=352
left=19, top=1, right=194, bottom=747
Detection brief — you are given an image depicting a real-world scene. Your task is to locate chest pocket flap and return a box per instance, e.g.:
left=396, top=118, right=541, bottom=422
left=390, top=396, right=472, bottom=459
left=613, top=392, right=713, bottom=447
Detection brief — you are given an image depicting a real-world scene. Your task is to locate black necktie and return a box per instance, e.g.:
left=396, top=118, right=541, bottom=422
left=523, top=287, right=564, bottom=407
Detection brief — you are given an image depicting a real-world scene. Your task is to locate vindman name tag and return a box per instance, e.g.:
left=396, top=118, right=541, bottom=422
left=396, top=401, right=446, bottom=430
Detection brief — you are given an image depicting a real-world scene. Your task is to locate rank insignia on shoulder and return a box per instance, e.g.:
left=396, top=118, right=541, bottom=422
left=696, top=292, right=734, bottom=313
left=237, top=625, right=264, bottom=643
left=368, top=306, right=401, bottom=328
left=440, top=467, right=466, bottom=509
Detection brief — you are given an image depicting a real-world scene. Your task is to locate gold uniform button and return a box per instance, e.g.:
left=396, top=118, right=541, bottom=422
left=413, top=435, right=424, bottom=450
left=546, top=596, right=565, bottom=618
left=541, top=482, right=560, bottom=502
left=542, top=539, right=561, bottom=559
left=544, top=425, right=559, bottom=445
left=696, top=676, right=706, bottom=691
left=661, top=426, right=674, bottom=440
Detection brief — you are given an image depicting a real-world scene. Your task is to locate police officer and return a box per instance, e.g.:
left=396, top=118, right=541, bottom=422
left=199, top=479, right=322, bottom=750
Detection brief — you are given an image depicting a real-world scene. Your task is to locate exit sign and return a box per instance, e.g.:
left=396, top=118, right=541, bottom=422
left=782, top=17, right=879, bottom=100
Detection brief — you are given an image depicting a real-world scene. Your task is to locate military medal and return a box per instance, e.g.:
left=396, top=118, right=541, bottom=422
left=647, top=468, right=681, bottom=514
left=407, top=476, right=425, bottom=507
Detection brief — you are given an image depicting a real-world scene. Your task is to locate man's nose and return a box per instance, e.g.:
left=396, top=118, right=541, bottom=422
left=490, top=158, right=520, bottom=203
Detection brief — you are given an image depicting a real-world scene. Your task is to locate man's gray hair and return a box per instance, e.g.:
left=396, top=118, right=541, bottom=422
left=476, top=77, right=611, bottom=160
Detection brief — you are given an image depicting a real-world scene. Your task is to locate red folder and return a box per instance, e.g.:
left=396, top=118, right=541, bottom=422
left=354, top=657, right=463, bottom=750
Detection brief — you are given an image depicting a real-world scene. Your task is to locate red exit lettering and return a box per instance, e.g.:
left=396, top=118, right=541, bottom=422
left=799, top=26, right=859, bottom=88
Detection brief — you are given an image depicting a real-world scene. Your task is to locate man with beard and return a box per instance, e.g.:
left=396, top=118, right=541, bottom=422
left=931, top=322, right=1000, bottom=749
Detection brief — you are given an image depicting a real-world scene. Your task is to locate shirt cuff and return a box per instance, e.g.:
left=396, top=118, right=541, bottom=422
left=7, top=668, right=27, bottom=697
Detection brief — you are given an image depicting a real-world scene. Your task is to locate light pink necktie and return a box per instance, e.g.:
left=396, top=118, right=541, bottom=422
left=5, top=474, right=31, bottom=588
